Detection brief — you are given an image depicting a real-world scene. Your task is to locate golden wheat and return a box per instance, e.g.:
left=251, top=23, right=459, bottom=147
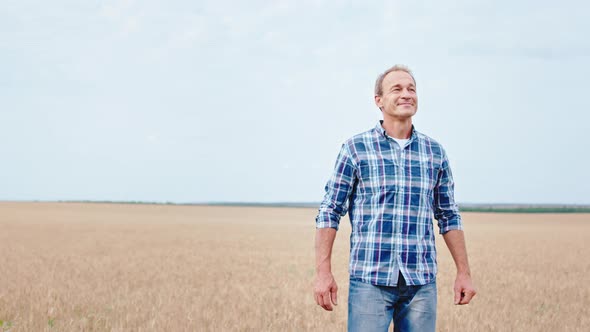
left=0, top=203, right=588, bottom=331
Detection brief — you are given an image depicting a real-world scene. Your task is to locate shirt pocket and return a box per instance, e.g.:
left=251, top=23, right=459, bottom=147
left=408, top=159, right=440, bottom=192
left=357, top=160, right=398, bottom=194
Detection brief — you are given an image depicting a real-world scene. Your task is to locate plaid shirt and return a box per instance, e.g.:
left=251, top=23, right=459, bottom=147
left=316, top=122, right=462, bottom=286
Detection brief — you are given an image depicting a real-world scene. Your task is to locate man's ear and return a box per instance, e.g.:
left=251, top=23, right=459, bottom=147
left=374, top=95, right=383, bottom=109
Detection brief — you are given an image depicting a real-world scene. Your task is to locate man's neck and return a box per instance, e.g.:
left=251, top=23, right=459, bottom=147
left=382, top=118, right=413, bottom=139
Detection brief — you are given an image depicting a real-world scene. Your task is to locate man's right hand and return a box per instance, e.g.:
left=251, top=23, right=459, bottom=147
left=314, top=272, right=338, bottom=311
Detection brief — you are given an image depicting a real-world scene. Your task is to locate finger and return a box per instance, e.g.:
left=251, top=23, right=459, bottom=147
left=314, top=293, right=321, bottom=306
left=322, top=292, right=333, bottom=311
left=454, top=288, right=462, bottom=305
left=331, top=289, right=338, bottom=306
left=317, top=293, right=325, bottom=308
left=460, top=290, right=476, bottom=305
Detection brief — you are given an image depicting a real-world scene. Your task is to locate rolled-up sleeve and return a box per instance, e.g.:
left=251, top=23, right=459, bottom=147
left=434, top=150, right=463, bottom=234
left=315, top=144, right=357, bottom=230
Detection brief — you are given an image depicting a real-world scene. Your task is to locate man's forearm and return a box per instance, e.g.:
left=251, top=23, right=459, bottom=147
left=315, top=228, right=337, bottom=273
left=442, top=229, right=471, bottom=275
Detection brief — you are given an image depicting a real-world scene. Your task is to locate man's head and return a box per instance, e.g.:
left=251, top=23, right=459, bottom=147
left=374, top=65, right=418, bottom=121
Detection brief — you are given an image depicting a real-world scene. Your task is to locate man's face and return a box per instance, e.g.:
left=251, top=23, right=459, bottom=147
left=374, top=71, right=418, bottom=121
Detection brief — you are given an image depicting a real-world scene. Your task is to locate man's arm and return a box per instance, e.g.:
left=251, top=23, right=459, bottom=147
left=314, top=143, right=356, bottom=311
left=442, top=229, right=477, bottom=304
left=434, top=149, right=476, bottom=304
left=314, top=228, right=338, bottom=311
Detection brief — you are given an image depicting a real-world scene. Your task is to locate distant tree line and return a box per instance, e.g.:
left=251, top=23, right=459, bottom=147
left=48, top=200, right=590, bottom=213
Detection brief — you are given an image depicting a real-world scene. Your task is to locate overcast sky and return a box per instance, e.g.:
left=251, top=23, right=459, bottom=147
left=2, top=0, right=589, bottom=204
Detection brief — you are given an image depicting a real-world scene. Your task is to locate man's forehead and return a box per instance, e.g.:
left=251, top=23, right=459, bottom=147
left=383, top=71, right=415, bottom=86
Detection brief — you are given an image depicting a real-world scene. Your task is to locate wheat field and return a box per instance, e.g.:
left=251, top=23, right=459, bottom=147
left=0, top=202, right=588, bottom=331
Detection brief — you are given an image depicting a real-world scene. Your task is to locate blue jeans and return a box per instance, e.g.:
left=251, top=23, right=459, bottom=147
left=348, top=275, right=437, bottom=332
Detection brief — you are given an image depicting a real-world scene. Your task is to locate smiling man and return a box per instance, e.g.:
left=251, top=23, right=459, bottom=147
left=314, top=65, right=476, bottom=332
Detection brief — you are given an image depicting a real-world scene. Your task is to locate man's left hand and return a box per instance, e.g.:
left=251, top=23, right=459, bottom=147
left=453, top=273, right=476, bottom=305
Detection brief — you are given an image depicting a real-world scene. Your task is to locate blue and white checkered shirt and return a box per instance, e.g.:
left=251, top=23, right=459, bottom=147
left=316, top=122, right=463, bottom=286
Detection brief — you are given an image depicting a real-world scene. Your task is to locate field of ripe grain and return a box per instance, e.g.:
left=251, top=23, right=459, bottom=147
left=0, top=203, right=589, bottom=331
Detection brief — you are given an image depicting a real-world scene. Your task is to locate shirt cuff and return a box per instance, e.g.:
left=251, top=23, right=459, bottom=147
left=315, top=213, right=340, bottom=230
left=438, top=218, right=463, bottom=234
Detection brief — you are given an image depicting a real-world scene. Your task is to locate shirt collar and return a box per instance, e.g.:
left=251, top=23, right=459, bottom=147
left=375, top=120, right=417, bottom=141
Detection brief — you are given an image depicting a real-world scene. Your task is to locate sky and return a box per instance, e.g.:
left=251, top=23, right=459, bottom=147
left=1, top=0, right=589, bottom=204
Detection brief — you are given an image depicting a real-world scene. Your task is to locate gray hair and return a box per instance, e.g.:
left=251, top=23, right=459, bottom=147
left=374, top=64, right=416, bottom=96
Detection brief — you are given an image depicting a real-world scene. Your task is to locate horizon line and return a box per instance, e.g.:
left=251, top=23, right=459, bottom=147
left=1, top=200, right=590, bottom=208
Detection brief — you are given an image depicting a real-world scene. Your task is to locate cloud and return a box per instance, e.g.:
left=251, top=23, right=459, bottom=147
left=98, top=0, right=137, bottom=20
left=375, top=0, right=590, bottom=59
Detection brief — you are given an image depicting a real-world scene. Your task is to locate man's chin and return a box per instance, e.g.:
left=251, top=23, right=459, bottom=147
left=398, top=109, right=417, bottom=117
left=384, top=113, right=416, bottom=121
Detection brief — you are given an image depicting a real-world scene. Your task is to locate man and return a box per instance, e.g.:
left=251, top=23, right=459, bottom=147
left=314, top=65, right=476, bottom=331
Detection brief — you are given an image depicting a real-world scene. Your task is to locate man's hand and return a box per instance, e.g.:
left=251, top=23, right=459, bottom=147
left=442, top=230, right=476, bottom=305
left=314, top=272, right=338, bottom=311
left=453, top=273, right=476, bottom=305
